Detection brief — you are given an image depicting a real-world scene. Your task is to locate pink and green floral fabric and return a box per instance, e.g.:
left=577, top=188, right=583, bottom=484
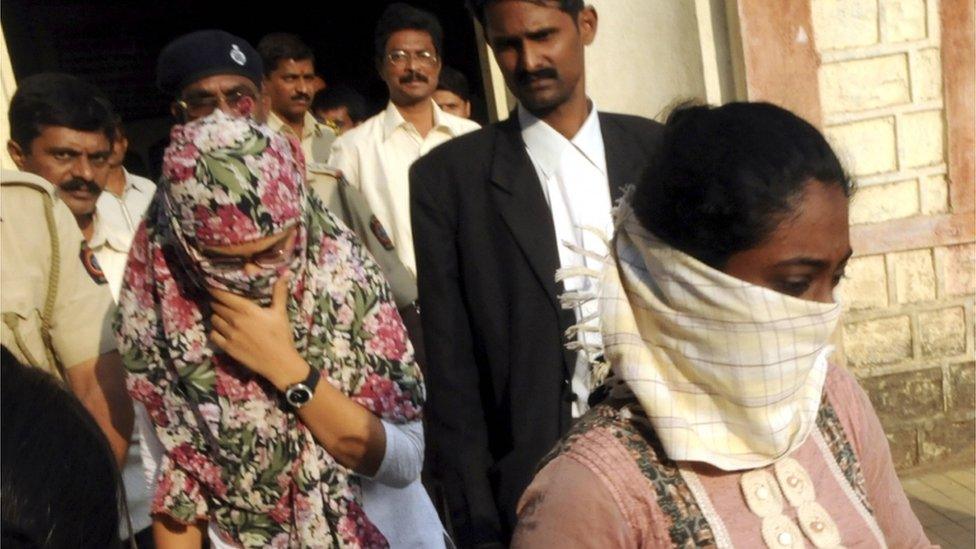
left=115, top=111, right=423, bottom=548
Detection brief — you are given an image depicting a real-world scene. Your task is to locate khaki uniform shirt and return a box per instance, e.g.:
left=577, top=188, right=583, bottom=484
left=1, top=170, right=116, bottom=380
left=267, top=111, right=418, bottom=307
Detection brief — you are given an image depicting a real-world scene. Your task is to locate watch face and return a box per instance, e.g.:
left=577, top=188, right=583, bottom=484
left=286, top=384, right=312, bottom=407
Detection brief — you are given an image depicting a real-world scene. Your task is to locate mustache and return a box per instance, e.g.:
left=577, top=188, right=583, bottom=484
left=399, top=71, right=428, bottom=84
left=291, top=92, right=311, bottom=102
left=516, top=67, right=559, bottom=85
left=59, top=178, right=101, bottom=194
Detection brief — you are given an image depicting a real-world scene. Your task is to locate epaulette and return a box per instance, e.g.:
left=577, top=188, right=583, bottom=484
left=0, top=169, right=56, bottom=195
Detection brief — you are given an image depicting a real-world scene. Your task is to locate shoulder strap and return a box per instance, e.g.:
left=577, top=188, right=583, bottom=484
left=1, top=180, right=64, bottom=375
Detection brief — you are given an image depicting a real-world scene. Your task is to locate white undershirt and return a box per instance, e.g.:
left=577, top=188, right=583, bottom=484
left=519, top=102, right=612, bottom=417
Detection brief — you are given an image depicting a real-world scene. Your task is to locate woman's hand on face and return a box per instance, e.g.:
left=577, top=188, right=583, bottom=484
left=208, top=273, right=308, bottom=390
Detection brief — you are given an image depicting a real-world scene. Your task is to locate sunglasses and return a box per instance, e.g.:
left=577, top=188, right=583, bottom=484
left=162, top=194, right=297, bottom=272
left=177, top=88, right=257, bottom=119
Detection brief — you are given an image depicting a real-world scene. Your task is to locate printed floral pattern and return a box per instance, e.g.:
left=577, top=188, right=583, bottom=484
left=115, top=112, right=424, bottom=548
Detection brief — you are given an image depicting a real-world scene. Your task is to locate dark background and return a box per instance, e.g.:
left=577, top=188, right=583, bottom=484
left=1, top=0, right=486, bottom=173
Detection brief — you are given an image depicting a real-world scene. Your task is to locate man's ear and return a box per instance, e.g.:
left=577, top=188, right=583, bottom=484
left=578, top=6, right=598, bottom=46
left=7, top=139, right=27, bottom=170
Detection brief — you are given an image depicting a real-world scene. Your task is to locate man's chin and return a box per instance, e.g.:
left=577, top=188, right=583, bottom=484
left=517, top=91, right=565, bottom=115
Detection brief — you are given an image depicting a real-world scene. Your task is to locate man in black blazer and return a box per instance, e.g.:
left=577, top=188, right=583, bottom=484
left=410, top=1, right=662, bottom=545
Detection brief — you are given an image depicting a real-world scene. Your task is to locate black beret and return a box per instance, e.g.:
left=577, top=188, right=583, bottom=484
left=156, top=30, right=263, bottom=96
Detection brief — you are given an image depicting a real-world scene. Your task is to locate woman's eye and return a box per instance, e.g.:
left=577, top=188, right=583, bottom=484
left=777, top=278, right=812, bottom=297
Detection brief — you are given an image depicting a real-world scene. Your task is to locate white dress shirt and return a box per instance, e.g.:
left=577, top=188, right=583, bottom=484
left=329, top=100, right=480, bottom=274
left=519, top=103, right=612, bottom=417
left=92, top=169, right=157, bottom=535
left=92, top=170, right=156, bottom=300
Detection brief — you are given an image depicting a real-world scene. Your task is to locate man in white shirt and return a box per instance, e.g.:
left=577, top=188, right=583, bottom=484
left=329, top=3, right=479, bottom=275
left=92, top=121, right=156, bottom=300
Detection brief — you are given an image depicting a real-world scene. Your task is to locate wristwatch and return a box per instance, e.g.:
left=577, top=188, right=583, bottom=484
left=284, top=367, right=320, bottom=409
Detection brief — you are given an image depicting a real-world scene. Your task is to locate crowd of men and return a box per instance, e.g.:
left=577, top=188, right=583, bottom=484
left=1, top=0, right=664, bottom=546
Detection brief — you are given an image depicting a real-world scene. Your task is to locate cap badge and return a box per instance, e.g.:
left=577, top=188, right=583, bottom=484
left=229, top=44, right=247, bottom=66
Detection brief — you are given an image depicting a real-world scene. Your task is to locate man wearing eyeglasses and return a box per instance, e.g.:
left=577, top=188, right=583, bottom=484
left=329, top=2, right=480, bottom=277
left=156, top=30, right=424, bottom=350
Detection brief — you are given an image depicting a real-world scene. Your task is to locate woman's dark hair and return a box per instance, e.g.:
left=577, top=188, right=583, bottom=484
left=466, top=0, right=585, bottom=28
left=632, top=101, right=853, bottom=269
left=1, top=348, right=124, bottom=548
left=8, top=73, right=116, bottom=149
left=373, top=3, right=444, bottom=63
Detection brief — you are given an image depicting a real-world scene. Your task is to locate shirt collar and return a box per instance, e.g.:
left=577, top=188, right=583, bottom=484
left=87, top=213, right=131, bottom=253
left=122, top=169, right=153, bottom=195
left=267, top=111, right=319, bottom=140
left=518, top=100, right=606, bottom=178
left=381, top=100, right=457, bottom=141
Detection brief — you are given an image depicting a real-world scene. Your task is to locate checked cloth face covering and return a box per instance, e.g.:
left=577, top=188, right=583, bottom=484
left=600, top=198, right=841, bottom=471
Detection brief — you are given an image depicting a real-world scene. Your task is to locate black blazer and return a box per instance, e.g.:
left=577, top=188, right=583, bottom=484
left=410, top=112, right=662, bottom=546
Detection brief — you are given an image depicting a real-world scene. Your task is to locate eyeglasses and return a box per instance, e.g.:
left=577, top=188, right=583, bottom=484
left=163, top=194, right=297, bottom=272
left=386, top=49, right=439, bottom=68
left=178, top=88, right=257, bottom=119
left=199, top=233, right=297, bottom=271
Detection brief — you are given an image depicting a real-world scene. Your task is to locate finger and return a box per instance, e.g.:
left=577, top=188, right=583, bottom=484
left=271, top=271, right=292, bottom=312
left=210, top=300, right=236, bottom=321
left=209, top=329, right=228, bottom=350
left=208, top=285, right=250, bottom=312
left=210, top=314, right=233, bottom=338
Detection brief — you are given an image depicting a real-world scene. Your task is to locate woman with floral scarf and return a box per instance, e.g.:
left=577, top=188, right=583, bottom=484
left=511, top=103, right=932, bottom=548
left=116, top=111, right=446, bottom=548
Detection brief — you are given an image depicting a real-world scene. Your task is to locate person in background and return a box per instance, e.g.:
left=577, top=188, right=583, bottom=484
left=157, top=30, right=421, bottom=342
left=1, top=349, right=124, bottom=549
left=432, top=65, right=475, bottom=120
left=311, top=73, right=327, bottom=97
left=330, top=2, right=480, bottom=276
left=118, top=111, right=446, bottom=547
left=86, top=115, right=158, bottom=546
left=312, top=85, right=369, bottom=134
left=410, top=0, right=662, bottom=544
left=257, top=32, right=337, bottom=163
left=94, top=117, right=157, bottom=300
left=4, top=72, right=133, bottom=468
left=511, top=102, right=933, bottom=548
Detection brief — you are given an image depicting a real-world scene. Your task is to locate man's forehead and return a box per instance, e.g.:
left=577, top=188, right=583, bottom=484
left=433, top=90, right=464, bottom=104
left=272, top=58, right=315, bottom=76
left=36, top=125, right=112, bottom=151
left=485, top=0, right=573, bottom=36
left=385, top=29, right=435, bottom=51
left=183, top=74, right=257, bottom=95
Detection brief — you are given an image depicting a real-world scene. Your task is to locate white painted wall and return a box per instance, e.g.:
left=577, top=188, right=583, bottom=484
left=1, top=27, right=16, bottom=169
left=584, top=0, right=740, bottom=121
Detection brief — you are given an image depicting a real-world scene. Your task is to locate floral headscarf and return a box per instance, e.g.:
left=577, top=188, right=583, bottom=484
left=116, top=111, right=424, bottom=548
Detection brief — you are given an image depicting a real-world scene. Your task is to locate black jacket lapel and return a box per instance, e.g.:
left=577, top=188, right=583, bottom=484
left=599, top=113, right=642, bottom=200
left=488, top=116, right=563, bottom=313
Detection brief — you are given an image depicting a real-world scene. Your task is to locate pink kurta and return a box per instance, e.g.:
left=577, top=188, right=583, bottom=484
left=512, top=365, right=934, bottom=548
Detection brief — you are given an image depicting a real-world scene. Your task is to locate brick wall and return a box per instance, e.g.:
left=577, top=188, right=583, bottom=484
left=810, top=0, right=975, bottom=469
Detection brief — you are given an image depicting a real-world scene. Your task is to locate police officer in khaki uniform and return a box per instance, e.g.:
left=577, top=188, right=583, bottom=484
left=157, top=30, right=424, bottom=362
left=0, top=170, right=132, bottom=464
